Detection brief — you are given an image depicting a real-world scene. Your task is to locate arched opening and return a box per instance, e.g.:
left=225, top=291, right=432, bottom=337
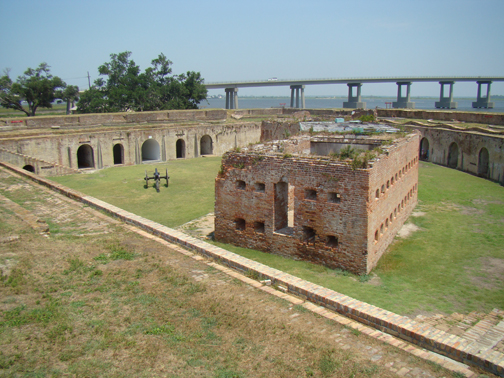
left=141, top=139, right=160, bottom=162
left=478, top=147, right=489, bottom=177
left=113, top=144, right=124, bottom=165
left=447, top=142, right=458, bottom=169
left=420, top=138, right=430, bottom=161
left=200, top=135, right=213, bottom=155
left=176, top=139, right=186, bottom=159
left=77, top=144, right=95, bottom=169
left=23, top=165, right=35, bottom=173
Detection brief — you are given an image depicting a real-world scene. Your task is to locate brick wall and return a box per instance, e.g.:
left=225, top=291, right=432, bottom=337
left=215, top=133, right=420, bottom=274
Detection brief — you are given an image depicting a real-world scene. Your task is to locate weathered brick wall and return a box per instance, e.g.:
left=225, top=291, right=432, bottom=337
left=215, top=153, right=371, bottom=274
left=215, top=134, right=420, bottom=274
left=367, top=134, right=420, bottom=270
left=260, top=120, right=301, bottom=142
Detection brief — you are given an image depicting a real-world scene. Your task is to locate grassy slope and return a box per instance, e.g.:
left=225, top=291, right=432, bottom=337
left=51, top=159, right=504, bottom=316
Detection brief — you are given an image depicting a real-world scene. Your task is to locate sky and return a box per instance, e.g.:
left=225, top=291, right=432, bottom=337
left=1, top=0, right=503, bottom=98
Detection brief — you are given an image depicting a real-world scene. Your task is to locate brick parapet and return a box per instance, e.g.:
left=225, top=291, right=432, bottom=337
left=0, top=160, right=501, bottom=376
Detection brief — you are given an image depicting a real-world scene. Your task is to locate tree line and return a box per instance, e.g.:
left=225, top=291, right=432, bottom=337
left=0, top=51, right=207, bottom=117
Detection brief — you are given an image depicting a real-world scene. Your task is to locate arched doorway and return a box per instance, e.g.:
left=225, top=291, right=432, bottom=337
left=447, top=142, right=458, bottom=169
left=200, top=135, right=213, bottom=155
left=141, top=139, right=160, bottom=162
left=176, top=139, right=186, bottom=159
left=113, top=144, right=124, bottom=165
left=77, top=144, right=95, bottom=169
left=419, top=138, right=430, bottom=161
left=23, top=165, right=35, bottom=173
left=478, top=147, right=489, bottom=177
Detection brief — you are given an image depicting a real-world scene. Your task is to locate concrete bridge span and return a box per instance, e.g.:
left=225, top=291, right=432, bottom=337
left=205, top=76, right=504, bottom=110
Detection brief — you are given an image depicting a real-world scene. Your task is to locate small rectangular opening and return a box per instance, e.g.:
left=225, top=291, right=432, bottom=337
left=328, top=192, right=341, bottom=203
left=302, top=226, right=316, bottom=244
left=255, top=182, right=265, bottom=193
left=235, top=218, right=245, bottom=230
left=326, top=235, right=338, bottom=248
left=304, top=189, right=317, bottom=201
left=236, top=180, right=246, bottom=190
left=254, top=221, right=265, bottom=233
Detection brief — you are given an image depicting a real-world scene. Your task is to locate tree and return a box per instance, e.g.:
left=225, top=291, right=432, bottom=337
left=0, top=63, right=66, bottom=116
left=77, top=52, right=207, bottom=113
left=61, top=85, right=80, bottom=114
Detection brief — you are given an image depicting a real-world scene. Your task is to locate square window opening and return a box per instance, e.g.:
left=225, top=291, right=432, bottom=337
left=305, top=189, right=317, bottom=201
left=255, top=182, right=265, bottom=193
left=254, top=221, right=265, bottom=233
left=236, top=180, right=246, bottom=190
left=235, top=218, right=246, bottom=230
left=328, top=192, right=341, bottom=203
left=326, top=235, right=339, bottom=248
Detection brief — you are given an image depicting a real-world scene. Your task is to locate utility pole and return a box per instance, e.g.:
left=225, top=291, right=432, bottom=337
left=87, top=72, right=91, bottom=89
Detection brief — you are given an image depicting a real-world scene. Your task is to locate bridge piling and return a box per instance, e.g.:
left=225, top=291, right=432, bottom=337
left=343, top=83, right=366, bottom=109
left=392, top=82, right=415, bottom=109
left=435, top=81, right=457, bottom=109
left=472, top=81, right=494, bottom=109
left=225, top=88, right=239, bottom=109
left=290, top=85, right=305, bottom=109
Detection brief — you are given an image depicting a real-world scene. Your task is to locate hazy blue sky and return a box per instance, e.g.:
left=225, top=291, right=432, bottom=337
left=1, top=0, right=503, bottom=97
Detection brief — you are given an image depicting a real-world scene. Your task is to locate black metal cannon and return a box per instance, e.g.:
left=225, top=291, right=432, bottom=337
left=144, top=168, right=169, bottom=192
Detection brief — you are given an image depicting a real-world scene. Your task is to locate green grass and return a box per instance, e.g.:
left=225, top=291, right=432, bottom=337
left=50, top=156, right=222, bottom=228
left=218, top=162, right=504, bottom=315
left=50, top=159, right=504, bottom=316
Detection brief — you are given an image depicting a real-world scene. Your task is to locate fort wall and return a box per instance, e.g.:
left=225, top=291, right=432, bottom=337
left=405, top=125, right=504, bottom=184
left=0, top=121, right=261, bottom=176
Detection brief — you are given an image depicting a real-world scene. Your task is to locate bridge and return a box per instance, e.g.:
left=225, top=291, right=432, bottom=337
left=205, top=76, right=504, bottom=110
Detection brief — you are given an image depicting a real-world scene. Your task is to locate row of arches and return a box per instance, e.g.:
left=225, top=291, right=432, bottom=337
left=74, top=135, right=214, bottom=169
left=419, top=137, right=490, bottom=177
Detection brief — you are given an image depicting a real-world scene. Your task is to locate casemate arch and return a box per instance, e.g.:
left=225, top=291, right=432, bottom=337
left=77, top=144, right=95, bottom=169
left=176, top=139, right=186, bottom=159
left=142, top=139, right=160, bottom=162
left=447, top=142, right=459, bottom=169
left=113, top=144, right=124, bottom=165
left=200, top=135, right=213, bottom=155
left=478, top=147, right=489, bottom=177
left=420, top=138, right=430, bottom=161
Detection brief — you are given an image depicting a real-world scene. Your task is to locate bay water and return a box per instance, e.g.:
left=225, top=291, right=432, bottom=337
left=199, top=97, right=504, bottom=113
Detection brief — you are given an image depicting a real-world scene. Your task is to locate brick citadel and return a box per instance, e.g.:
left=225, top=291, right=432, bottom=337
left=215, top=127, right=420, bottom=274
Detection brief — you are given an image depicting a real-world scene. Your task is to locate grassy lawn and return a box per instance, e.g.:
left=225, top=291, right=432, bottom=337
left=50, top=159, right=504, bottom=316
left=51, top=156, right=222, bottom=228
left=2, top=170, right=456, bottom=378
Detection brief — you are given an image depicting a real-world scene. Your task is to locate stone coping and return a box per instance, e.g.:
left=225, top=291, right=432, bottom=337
left=1, top=160, right=502, bottom=377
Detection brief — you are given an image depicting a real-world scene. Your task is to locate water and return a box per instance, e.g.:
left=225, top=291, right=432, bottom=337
left=199, top=97, right=504, bottom=113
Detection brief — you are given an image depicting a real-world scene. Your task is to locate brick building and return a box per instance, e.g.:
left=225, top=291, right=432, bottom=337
left=214, top=132, right=420, bottom=275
